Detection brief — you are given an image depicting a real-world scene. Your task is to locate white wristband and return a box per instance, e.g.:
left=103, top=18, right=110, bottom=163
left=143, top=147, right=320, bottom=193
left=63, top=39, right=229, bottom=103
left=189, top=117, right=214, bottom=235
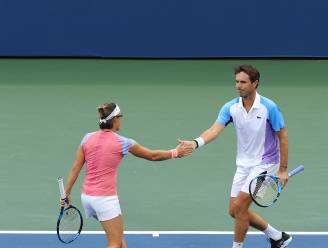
left=194, top=137, right=205, bottom=148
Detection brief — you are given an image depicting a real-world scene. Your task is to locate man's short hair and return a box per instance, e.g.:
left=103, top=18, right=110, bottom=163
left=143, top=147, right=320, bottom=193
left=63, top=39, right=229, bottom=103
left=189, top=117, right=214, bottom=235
left=234, top=64, right=260, bottom=83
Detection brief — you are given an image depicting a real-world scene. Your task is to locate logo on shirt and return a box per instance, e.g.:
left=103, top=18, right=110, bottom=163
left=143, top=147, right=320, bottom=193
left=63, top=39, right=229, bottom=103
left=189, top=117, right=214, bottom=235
left=257, top=116, right=262, bottom=119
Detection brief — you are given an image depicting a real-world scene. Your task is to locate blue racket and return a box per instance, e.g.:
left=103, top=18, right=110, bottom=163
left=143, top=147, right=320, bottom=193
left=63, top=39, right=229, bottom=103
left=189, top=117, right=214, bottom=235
left=56, top=177, right=83, bottom=244
left=249, top=165, right=304, bottom=207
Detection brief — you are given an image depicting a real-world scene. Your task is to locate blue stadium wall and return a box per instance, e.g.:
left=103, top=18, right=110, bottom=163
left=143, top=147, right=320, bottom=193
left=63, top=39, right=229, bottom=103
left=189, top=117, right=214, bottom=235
left=0, top=0, right=327, bottom=57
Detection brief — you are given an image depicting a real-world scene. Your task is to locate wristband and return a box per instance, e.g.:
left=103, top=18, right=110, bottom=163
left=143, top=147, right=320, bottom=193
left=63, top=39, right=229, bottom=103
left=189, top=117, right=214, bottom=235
left=193, top=137, right=205, bottom=148
left=193, top=140, right=199, bottom=148
left=170, top=149, right=178, bottom=158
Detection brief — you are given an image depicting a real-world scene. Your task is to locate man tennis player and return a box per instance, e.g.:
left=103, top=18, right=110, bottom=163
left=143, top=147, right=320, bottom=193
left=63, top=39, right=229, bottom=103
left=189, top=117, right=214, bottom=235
left=181, top=65, right=292, bottom=248
left=62, top=102, right=193, bottom=248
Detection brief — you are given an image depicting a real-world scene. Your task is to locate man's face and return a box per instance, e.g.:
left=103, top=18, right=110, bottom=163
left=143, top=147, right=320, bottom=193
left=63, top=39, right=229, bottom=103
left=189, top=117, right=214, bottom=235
left=235, top=72, right=258, bottom=98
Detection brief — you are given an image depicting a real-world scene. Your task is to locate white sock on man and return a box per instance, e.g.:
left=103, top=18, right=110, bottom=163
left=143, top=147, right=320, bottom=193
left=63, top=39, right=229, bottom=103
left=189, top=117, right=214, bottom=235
left=264, top=224, right=282, bottom=241
left=232, top=241, right=243, bottom=248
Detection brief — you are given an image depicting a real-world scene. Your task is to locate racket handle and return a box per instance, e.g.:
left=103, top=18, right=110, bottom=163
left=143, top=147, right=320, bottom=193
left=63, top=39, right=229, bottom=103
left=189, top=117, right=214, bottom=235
left=57, top=177, right=67, bottom=199
left=288, top=165, right=304, bottom=177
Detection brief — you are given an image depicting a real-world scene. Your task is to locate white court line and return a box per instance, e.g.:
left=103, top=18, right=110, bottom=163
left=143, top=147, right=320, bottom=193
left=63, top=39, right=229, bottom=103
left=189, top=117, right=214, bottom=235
left=0, top=231, right=328, bottom=235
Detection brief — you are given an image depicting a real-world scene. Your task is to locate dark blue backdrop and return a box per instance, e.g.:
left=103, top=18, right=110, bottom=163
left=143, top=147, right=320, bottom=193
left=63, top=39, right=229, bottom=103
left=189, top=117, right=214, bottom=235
left=0, top=0, right=327, bottom=57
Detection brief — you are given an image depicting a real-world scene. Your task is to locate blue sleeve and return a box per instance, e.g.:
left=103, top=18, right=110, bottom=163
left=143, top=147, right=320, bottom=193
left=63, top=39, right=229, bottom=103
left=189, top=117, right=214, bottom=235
left=268, top=105, right=285, bottom=131
left=216, top=102, right=232, bottom=126
left=118, top=135, right=136, bottom=156
left=80, top=132, right=93, bottom=145
left=261, top=97, right=285, bottom=131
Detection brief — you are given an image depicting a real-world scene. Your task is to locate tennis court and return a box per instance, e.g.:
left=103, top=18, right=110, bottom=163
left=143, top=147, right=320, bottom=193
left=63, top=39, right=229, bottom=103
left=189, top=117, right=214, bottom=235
left=1, top=231, right=328, bottom=248
left=0, top=59, right=327, bottom=247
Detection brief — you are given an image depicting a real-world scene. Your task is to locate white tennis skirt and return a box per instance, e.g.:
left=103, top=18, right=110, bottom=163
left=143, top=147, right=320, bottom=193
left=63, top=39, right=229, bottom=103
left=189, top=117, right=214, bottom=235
left=81, top=193, right=122, bottom=221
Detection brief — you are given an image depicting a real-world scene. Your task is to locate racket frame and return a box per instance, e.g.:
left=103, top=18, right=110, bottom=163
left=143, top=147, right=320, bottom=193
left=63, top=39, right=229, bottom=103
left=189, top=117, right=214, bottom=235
left=56, top=177, right=83, bottom=244
left=249, top=165, right=304, bottom=208
left=249, top=174, right=283, bottom=207
left=57, top=205, right=84, bottom=244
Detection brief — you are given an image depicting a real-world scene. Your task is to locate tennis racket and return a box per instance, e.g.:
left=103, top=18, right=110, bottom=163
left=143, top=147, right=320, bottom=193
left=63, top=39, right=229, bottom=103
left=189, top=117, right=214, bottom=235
left=56, top=177, right=83, bottom=244
left=249, top=165, right=304, bottom=207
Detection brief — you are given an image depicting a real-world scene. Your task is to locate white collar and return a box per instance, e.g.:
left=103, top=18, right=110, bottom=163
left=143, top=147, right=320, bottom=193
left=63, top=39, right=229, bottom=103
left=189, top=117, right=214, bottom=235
left=238, top=92, right=261, bottom=109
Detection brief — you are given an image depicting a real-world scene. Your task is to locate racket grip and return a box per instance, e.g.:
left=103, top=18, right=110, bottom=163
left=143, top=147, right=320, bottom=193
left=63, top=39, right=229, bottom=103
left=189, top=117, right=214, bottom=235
left=288, top=165, right=304, bottom=177
left=57, top=177, right=67, bottom=199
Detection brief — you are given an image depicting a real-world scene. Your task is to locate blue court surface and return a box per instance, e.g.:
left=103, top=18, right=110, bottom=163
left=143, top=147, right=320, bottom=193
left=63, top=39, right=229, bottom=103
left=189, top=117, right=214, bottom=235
left=0, top=231, right=327, bottom=248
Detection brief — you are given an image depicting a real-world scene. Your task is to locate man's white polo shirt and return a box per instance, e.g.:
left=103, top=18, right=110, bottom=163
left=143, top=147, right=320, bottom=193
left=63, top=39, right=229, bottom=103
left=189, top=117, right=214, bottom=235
left=217, top=92, right=285, bottom=167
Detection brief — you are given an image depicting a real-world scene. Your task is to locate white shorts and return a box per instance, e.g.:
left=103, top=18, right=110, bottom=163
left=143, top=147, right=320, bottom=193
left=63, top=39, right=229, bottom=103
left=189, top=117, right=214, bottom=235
left=81, top=193, right=122, bottom=221
left=230, top=163, right=279, bottom=197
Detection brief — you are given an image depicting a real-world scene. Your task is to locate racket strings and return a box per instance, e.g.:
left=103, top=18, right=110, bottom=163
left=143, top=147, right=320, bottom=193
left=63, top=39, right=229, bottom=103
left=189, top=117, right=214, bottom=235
left=250, top=176, right=279, bottom=206
left=58, top=208, right=82, bottom=242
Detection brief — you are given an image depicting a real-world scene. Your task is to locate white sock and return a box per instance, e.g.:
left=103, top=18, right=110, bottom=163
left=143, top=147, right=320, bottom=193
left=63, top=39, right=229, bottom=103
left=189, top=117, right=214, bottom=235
left=232, top=241, right=243, bottom=248
left=264, top=224, right=282, bottom=241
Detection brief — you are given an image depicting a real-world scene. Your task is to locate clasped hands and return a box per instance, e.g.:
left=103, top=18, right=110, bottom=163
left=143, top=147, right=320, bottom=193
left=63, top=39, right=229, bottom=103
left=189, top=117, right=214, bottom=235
left=175, top=139, right=196, bottom=158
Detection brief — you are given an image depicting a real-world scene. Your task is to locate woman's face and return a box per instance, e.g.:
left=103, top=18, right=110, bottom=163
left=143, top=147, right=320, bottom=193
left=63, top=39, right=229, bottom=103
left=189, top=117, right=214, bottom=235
left=114, top=113, right=123, bottom=130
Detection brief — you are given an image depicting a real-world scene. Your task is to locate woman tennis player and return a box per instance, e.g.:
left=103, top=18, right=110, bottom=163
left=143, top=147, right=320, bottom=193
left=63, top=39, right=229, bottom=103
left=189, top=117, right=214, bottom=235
left=61, top=102, right=192, bottom=248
